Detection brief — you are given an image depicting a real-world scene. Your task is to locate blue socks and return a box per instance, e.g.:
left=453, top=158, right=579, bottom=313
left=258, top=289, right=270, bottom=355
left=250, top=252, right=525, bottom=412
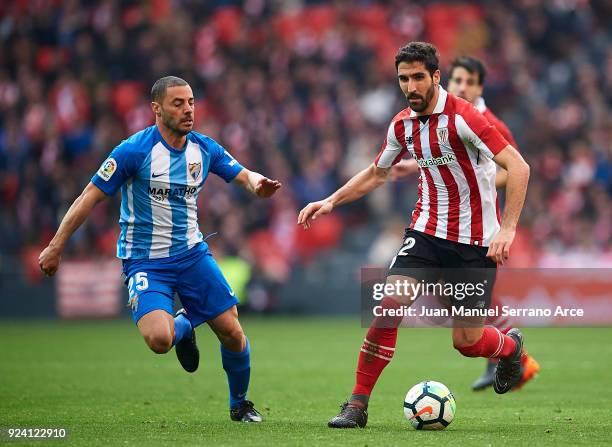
left=173, top=318, right=251, bottom=409
left=172, top=313, right=193, bottom=346
left=221, top=337, right=251, bottom=409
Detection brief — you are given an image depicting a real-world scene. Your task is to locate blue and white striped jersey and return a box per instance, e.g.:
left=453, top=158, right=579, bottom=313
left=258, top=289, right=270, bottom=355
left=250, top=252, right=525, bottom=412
left=91, top=125, right=243, bottom=260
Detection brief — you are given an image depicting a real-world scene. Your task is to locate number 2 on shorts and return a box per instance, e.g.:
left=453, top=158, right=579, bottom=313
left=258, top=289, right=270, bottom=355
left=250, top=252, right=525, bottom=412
left=389, top=237, right=416, bottom=268
left=398, top=237, right=416, bottom=256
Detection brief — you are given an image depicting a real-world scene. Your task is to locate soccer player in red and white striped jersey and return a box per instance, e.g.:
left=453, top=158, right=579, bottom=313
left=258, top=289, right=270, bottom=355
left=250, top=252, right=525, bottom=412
left=298, top=42, right=530, bottom=428
left=393, top=56, right=540, bottom=392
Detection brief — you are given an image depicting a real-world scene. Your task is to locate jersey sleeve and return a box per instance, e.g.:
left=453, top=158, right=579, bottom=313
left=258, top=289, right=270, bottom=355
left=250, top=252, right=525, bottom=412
left=207, top=138, right=244, bottom=182
left=455, top=104, right=509, bottom=159
left=374, top=120, right=408, bottom=168
left=91, top=142, right=141, bottom=196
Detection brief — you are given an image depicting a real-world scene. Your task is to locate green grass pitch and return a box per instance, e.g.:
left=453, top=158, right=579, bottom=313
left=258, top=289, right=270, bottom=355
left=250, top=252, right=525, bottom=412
left=1, top=318, right=611, bottom=446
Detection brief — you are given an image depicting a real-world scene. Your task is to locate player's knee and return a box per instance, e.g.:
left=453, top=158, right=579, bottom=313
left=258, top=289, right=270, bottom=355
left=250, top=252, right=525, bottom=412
left=220, top=327, right=245, bottom=352
left=145, top=331, right=173, bottom=354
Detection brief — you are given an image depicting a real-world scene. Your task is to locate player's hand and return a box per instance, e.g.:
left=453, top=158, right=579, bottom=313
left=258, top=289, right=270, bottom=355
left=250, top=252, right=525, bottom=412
left=297, top=200, right=334, bottom=229
left=255, top=177, right=282, bottom=198
left=39, top=245, right=62, bottom=277
left=486, top=228, right=515, bottom=265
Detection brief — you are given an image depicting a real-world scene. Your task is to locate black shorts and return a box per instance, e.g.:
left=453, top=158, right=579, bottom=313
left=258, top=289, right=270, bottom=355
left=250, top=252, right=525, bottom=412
left=388, top=229, right=497, bottom=310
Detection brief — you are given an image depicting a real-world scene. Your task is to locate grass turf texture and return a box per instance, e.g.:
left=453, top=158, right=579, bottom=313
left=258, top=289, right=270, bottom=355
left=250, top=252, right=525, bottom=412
left=1, top=318, right=611, bottom=446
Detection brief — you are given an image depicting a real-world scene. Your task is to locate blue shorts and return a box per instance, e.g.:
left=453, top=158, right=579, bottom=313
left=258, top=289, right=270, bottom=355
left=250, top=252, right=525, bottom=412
left=122, top=243, right=239, bottom=327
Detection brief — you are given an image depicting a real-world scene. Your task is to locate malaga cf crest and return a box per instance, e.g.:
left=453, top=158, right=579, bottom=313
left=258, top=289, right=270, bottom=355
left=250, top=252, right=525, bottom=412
left=188, top=162, right=201, bottom=181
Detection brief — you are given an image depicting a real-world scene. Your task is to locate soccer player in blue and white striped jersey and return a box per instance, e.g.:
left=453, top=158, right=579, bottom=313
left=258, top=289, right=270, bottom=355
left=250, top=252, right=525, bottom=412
left=39, top=76, right=281, bottom=422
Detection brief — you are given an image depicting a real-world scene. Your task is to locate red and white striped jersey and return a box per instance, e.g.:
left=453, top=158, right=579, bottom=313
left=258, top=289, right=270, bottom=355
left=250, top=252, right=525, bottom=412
left=375, top=87, right=509, bottom=247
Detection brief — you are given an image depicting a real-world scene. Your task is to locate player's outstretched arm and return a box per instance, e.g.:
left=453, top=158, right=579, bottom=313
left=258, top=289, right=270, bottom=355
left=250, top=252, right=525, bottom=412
left=487, top=146, right=530, bottom=264
left=297, top=163, right=389, bottom=229
left=39, top=182, right=108, bottom=276
left=233, top=168, right=282, bottom=198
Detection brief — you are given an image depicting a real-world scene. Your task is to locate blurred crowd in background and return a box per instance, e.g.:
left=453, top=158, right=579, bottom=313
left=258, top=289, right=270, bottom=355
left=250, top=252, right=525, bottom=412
left=0, top=0, right=610, bottom=305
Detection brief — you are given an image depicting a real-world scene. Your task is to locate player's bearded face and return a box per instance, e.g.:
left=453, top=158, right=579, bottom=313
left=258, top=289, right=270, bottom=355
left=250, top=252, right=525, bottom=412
left=407, top=81, right=435, bottom=112
left=160, top=106, right=191, bottom=136
left=398, top=62, right=439, bottom=113
left=157, top=85, right=195, bottom=136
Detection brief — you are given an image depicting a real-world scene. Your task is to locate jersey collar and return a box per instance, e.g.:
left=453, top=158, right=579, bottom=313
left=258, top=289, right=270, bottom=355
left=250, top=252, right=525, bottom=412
left=409, top=85, right=448, bottom=118
left=155, top=125, right=190, bottom=154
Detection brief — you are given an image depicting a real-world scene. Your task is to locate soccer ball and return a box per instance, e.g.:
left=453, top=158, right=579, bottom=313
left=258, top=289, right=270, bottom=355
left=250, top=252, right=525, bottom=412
left=403, top=380, right=456, bottom=430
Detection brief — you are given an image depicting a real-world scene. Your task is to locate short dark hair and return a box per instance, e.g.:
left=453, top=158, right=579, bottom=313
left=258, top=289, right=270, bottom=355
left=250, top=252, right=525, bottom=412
left=449, top=56, right=486, bottom=85
left=151, top=76, right=189, bottom=103
left=395, top=42, right=439, bottom=76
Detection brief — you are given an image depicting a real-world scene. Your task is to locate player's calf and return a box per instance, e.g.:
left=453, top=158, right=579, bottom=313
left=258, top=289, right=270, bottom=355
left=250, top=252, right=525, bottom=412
left=209, top=307, right=255, bottom=417
left=209, top=306, right=246, bottom=352
left=451, top=326, right=524, bottom=394
left=217, top=326, right=246, bottom=352
left=452, top=326, right=517, bottom=359
left=451, top=326, right=484, bottom=349
left=471, top=314, right=511, bottom=391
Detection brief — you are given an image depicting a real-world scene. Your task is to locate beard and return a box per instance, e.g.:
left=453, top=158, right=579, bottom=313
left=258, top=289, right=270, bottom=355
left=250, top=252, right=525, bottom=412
left=407, top=83, right=436, bottom=112
left=161, top=112, right=191, bottom=136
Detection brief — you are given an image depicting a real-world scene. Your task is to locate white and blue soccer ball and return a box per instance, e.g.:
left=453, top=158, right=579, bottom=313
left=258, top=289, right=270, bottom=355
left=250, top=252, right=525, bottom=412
left=403, top=380, right=456, bottom=430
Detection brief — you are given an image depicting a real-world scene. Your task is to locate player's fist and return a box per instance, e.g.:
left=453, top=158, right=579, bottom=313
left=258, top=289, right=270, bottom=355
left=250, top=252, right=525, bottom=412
left=39, top=245, right=62, bottom=277
left=486, top=228, right=515, bottom=265
left=255, top=177, right=282, bottom=198
left=297, top=200, right=334, bottom=229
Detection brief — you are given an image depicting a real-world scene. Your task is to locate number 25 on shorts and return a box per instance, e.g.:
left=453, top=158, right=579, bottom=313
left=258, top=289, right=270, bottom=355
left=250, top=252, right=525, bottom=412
left=127, top=272, right=149, bottom=311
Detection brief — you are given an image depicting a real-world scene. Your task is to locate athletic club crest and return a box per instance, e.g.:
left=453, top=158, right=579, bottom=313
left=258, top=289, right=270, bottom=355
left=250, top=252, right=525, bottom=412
left=436, top=127, right=449, bottom=145
left=188, top=162, right=201, bottom=181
